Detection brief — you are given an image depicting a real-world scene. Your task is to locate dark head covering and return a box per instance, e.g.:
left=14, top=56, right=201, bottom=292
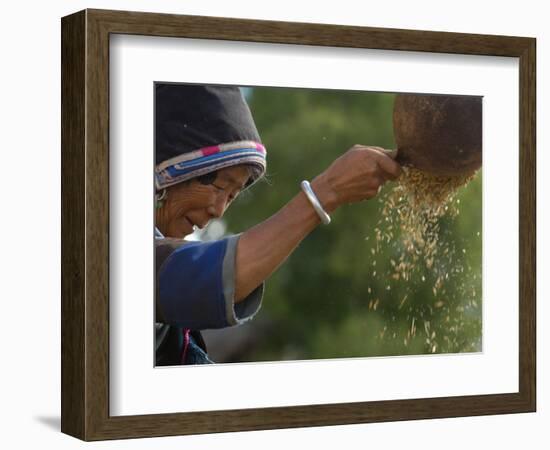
left=155, top=83, right=267, bottom=190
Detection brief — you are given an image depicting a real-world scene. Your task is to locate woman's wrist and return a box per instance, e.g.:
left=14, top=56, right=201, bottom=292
left=310, top=176, right=339, bottom=214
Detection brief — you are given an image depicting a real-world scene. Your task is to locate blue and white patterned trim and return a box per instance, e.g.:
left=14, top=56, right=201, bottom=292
left=155, top=140, right=267, bottom=190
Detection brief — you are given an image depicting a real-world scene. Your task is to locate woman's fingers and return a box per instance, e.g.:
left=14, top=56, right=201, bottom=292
left=352, top=145, right=401, bottom=180
left=357, top=147, right=401, bottom=201
left=354, top=145, right=398, bottom=160
left=369, top=149, right=402, bottom=180
left=381, top=148, right=399, bottom=160
left=318, top=145, right=402, bottom=207
left=367, top=174, right=385, bottom=190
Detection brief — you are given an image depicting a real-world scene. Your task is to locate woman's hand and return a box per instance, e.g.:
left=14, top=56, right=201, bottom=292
left=310, top=145, right=401, bottom=214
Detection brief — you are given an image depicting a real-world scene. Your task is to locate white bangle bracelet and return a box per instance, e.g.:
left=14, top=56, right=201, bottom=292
left=300, top=180, right=331, bottom=225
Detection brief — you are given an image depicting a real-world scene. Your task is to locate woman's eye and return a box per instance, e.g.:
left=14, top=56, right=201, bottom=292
left=212, top=183, right=240, bottom=202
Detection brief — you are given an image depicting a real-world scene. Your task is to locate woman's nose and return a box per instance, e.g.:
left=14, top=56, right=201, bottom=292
left=206, top=195, right=227, bottom=218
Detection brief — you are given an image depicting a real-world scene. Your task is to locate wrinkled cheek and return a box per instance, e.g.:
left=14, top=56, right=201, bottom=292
left=183, top=185, right=217, bottom=209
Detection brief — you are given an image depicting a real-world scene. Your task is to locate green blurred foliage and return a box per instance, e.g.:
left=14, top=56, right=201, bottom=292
left=222, top=87, right=482, bottom=362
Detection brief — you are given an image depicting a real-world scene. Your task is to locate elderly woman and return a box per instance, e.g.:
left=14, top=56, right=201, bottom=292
left=155, top=84, right=401, bottom=366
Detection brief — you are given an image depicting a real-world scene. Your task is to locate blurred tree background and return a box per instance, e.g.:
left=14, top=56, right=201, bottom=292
left=201, top=86, right=482, bottom=363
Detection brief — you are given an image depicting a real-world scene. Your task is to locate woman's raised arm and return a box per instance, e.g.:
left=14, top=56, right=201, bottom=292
left=234, top=145, right=401, bottom=302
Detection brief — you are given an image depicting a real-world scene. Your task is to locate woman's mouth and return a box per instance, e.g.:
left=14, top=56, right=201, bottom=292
left=183, top=216, right=194, bottom=231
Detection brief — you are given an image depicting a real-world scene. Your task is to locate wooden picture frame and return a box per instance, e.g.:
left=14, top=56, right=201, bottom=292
left=61, top=8, right=536, bottom=441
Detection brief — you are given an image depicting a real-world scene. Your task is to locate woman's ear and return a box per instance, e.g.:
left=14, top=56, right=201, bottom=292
left=156, top=189, right=167, bottom=209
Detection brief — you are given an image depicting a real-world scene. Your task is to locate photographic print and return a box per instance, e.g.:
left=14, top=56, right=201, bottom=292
left=62, top=9, right=534, bottom=439
left=153, top=83, right=482, bottom=366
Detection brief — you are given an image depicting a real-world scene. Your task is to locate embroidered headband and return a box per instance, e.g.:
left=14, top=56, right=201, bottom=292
left=155, top=140, right=266, bottom=190
left=155, top=83, right=267, bottom=190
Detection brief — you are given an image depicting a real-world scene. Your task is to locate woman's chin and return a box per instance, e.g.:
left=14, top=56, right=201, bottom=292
left=163, top=223, right=193, bottom=239
left=177, top=227, right=193, bottom=238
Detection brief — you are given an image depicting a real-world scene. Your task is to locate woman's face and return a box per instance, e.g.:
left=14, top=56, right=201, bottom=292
left=156, top=165, right=251, bottom=238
